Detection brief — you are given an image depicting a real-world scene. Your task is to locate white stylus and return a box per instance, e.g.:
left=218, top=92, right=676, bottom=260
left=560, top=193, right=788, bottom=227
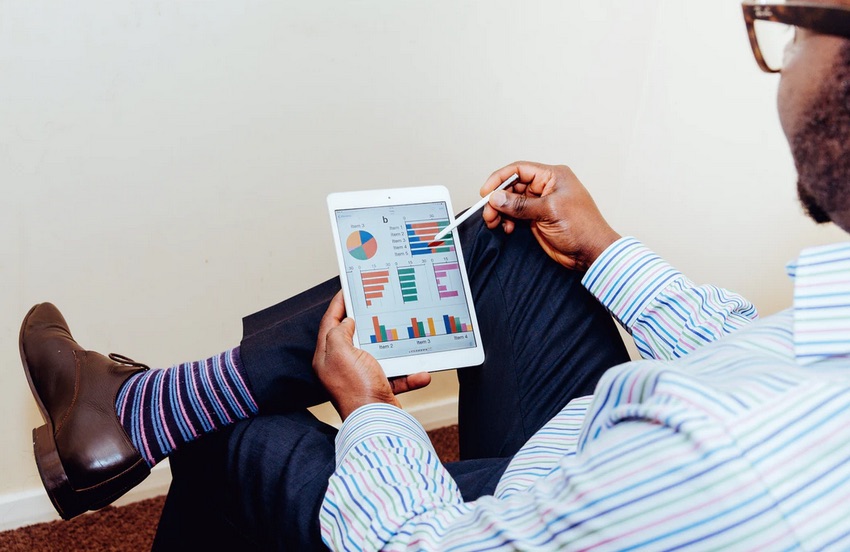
left=432, top=173, right=519, bottom=242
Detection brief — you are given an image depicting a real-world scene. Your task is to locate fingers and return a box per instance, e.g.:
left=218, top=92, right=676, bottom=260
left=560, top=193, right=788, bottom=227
left=482, top=203, right=517, bottom=233
left=316, top=291, right=347, bottom=356
left=326, top=316, right=356, bottom=352
left=488, top=189, right=547, bottom=222
left=389, top=372, right=432, bottom=395
left=480, top=164, right=524, bottom=196
left=481, top=202, right=502, bottom=228
left=326, top=290, right=347, bottom=321
left=480, top=161, right=533, bottom=195
left=319, top=291, right=346, bottom=332
left=479, top=161, right=552, bottom=196
left=481, top=161, right=557, bottom=231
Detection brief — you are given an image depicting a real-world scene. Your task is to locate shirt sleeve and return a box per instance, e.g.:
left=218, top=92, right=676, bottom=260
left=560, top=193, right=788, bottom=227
left=581, top=237, right=758, bottom=360
left=321, top=401, right=596, bottom=551
left=320, top=391, right=798, bottom=551
left=319, top=403, right=465, bottom=551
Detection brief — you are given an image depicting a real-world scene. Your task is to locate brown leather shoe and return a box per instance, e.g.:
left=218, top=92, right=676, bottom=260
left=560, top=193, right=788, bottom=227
left=19, top=303, right=152, bottom=520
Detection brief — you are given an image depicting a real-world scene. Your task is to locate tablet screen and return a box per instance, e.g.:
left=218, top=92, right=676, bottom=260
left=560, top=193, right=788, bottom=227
left=333, top=201, right=478, bottom=361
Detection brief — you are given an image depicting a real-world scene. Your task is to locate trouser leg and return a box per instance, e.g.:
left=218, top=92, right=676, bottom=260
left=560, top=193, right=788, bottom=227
left=238, top=278, right=338, bottom=414
left=155, top=413, right=511, bottom=551
left=455, top=220, right=630, bottom=459
left=152, top=453, right=254, bottom=551
left=155, top=413, right=336, bottom=551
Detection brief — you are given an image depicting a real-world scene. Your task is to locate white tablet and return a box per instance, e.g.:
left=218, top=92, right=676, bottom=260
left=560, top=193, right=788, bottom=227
left=327, top=186, right=484, bottom=378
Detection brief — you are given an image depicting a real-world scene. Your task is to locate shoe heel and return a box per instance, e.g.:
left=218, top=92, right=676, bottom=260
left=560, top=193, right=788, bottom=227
left=33, top=424, right=82, bottom=520
left=32, top=425, right=151, bottom=520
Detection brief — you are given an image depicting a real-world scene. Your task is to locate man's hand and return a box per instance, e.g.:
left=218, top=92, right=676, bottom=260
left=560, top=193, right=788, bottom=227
left=313, top=291, right=431, bottom=421
left=481, top=161, right=621, bottom=272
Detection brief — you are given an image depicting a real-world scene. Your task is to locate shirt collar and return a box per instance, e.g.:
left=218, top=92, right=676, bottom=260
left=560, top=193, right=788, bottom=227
left=788, top=242, right=850, bottom=366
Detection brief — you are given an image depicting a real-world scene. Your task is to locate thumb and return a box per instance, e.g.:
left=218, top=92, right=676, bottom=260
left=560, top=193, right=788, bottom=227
left=489, top=190, right=546, bottom=221
left=329, top=317, right=356, bottom=346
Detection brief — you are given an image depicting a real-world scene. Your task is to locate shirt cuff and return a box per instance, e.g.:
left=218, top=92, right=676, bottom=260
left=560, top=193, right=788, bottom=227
left=334, top=403, right=434, bottom=466
left=581, top=236, right=683, bottom=329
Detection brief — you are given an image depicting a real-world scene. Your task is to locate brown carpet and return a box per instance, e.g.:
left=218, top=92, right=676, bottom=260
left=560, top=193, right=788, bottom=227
left=0, top=425, right=459, bottom=551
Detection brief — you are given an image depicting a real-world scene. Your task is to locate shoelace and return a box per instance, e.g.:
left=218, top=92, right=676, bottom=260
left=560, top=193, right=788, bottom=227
left=108, top=353, right=150, bottom=371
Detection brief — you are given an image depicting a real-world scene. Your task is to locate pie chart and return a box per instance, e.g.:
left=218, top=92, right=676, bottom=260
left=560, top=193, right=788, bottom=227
left=346, top=230, right=378, bottom=261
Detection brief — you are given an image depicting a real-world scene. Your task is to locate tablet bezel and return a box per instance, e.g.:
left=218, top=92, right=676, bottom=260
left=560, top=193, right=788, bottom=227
left=327, top=185, right=484, bottom=378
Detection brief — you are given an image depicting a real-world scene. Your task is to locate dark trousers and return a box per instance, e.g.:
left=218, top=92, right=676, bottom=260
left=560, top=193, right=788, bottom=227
left=152, top=218, right=629, bottom=551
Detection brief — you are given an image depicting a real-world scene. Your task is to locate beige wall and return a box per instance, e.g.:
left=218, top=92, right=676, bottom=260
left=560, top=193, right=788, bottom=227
left=1, top=0, right=845, bottom=502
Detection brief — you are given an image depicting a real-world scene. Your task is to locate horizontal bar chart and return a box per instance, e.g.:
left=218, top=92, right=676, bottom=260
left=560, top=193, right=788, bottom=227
left=397, top=267, right=418, bottom=303
left=406, top=220, right=455, bottom=256
left=361, top=269, right=390, bottom=306
left=433, top=262, right=461, bottom=299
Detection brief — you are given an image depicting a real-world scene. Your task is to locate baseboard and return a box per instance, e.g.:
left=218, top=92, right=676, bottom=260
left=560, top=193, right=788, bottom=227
left=406, top=396, right=459, bottom=431
left=0, top=459, right=173, bottom=532
left=0, top=397, right=458, bottom=532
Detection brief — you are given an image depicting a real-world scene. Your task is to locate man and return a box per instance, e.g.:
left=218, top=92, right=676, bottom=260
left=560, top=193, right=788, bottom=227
left=18, top=1, right=850, bottom=549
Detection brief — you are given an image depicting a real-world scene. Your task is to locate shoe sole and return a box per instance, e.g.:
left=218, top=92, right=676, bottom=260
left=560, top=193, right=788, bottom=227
left=20, top=304, right=150, bottom=520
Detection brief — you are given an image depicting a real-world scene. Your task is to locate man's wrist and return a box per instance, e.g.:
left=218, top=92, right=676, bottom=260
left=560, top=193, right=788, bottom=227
left=337, top=396, right=400, bottom=422
left=583, top=228, right=622, bottom=268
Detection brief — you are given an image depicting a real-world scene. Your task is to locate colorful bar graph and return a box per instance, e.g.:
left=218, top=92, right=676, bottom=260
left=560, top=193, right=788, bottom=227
left=370, top=313, right=472, bottom=343
left=409, top=317, right=427, bottom=338
left=406, top=220, right=455, bottom=256
left=406, top=314, right=471, bottom=338
left=370, top=316, right=400, bottom=343
left=361, top=269, right=390, bottom=306
left=442, top=314, right=471, bottom=334
left=397, top=267, right=418, bottom=303
left=433, top=262, right=461, bottom=299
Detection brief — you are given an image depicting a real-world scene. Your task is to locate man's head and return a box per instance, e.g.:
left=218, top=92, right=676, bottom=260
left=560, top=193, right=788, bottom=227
left=757, top=1, right=850, bottom=230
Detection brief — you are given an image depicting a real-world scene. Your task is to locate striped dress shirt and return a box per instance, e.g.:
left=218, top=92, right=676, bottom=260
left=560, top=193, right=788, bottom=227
left=320, top=237, right=850, bottom=551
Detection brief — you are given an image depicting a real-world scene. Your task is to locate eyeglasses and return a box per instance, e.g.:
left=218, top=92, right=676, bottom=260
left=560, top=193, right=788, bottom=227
left=742, top=1, right=850, bottom=73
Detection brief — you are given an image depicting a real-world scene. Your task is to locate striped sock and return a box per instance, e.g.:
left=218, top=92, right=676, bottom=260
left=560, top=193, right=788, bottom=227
left=114, top=346, right=258, bottom=467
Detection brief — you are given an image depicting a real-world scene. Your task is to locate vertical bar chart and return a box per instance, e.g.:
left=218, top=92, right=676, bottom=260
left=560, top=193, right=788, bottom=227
left=370, top=316, right=400, bottom=343
left=406, top=314, right=472, bottom=338
left=443, top=314, right=472, bottom=334
left=397, top=267, right=418, bottom=303
left=406, top=220, right=455, bottom=256
left=433, top=262, right=461, bottom=299
left=361, top=269, right=390, bottom=307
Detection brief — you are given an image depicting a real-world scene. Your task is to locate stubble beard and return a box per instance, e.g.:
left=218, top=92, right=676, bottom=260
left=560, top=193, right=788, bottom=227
left=792, top=43, right=850, bottom=227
